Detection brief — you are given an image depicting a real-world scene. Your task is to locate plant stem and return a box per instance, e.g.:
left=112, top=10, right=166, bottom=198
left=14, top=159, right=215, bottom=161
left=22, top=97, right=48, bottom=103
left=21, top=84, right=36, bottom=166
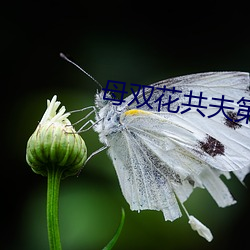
left=47, top=165, right=63, bottom=250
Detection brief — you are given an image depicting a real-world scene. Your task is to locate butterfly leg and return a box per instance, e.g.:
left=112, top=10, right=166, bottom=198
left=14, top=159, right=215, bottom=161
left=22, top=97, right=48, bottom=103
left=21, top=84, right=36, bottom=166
left=68, top=106, right=101, bottom=132
left=85, top=145, right=108, bottom=165
left=70, top=106, right=96, bottom=125
left=77, top=119, right=99, bottom=132
left=77, top=145, right=108, bottom=176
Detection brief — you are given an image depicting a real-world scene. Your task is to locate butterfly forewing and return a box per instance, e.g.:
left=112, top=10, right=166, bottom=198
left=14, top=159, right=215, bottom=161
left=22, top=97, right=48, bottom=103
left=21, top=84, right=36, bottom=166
left=123, top=72, right=250, bottom=173
left=125, top=72, right=249, bottom=113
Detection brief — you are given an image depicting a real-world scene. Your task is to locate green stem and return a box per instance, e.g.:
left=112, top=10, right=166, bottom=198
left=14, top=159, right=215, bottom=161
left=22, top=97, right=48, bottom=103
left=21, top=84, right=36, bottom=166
left=47, top=165, right=63, bottom=250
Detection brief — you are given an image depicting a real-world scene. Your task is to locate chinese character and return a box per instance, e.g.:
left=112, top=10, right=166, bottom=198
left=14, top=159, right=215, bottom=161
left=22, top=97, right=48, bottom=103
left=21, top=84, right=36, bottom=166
left=102, top=80, right=128, bottom=105
left=154, top=86, right=182, bottom=112
left=128, top=84, right=154, bottom=109
left=236, top=97, right=250, bottom=124
left=181, top=91, right=207, bottom=117
left=207, top=95, right=235, bottom=120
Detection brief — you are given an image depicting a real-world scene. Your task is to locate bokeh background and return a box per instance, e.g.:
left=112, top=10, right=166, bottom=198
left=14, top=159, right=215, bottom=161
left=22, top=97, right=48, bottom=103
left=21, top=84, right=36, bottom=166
left=2, top=1, right=250, bottom=250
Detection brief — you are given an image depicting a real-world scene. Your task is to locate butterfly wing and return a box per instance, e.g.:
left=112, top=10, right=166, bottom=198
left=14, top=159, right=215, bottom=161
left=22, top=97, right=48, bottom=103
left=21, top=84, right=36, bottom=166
left=125, top=71, right=249, bottom=113
left=124, top=72, right=250, bottom=174
left=106, top=72, right=249, bottom=220
left=107, top=122, right=182, bottom=221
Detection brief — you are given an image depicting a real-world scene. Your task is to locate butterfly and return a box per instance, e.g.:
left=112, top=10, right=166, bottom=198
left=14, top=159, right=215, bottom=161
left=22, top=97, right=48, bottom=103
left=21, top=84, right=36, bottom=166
left=92, top=72, right=250, bottom=241
left=61, top=55, right=250, bottom=241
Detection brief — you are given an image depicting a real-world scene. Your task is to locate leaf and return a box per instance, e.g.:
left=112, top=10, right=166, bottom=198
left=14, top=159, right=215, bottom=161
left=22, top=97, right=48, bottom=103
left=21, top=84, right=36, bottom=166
left=102, top=208, right=125, bottom=250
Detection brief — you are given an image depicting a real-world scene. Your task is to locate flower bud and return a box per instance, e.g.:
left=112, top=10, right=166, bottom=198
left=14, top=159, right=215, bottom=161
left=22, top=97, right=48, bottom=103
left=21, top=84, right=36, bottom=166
left=26, top=95, right=87, bottom=178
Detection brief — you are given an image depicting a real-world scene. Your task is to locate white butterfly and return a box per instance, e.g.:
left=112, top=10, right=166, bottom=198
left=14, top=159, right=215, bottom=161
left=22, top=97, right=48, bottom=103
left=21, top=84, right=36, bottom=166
left=61, top=53, right=250, bottom=242
left=90, top=72, right=250, bottom=242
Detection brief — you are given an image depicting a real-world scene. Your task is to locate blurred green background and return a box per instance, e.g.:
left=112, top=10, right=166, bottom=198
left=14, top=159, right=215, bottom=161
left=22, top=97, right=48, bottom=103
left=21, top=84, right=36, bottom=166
left=2, top=1, right=250, bottom=250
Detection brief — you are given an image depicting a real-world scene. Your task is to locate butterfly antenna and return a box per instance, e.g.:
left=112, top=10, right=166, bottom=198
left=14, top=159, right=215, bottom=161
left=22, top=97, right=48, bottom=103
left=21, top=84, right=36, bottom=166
left=60, top=53, right=103, bottom=90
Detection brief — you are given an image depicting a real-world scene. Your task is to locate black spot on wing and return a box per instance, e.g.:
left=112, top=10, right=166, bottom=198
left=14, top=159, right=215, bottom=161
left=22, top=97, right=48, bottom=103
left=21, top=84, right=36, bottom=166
left=224, top=111, right=242, bottom=130
left=186, top=177, right=195, bottom=186
left=199, top=135, right=225, bottom=157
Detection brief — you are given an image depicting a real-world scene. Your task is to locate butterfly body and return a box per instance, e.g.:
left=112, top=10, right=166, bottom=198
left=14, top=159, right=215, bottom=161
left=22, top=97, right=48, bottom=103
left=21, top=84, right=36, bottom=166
left=94, top=94, right=124, bottom=144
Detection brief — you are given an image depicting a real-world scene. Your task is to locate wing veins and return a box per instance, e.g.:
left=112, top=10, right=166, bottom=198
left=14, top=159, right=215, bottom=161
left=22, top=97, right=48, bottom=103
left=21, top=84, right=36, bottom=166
left=123, top=130, right=152, bottom=209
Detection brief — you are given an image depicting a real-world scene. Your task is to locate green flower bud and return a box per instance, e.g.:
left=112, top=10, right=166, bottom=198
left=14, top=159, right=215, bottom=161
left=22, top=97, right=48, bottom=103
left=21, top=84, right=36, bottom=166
left=26, top=95, right=87, bottom=178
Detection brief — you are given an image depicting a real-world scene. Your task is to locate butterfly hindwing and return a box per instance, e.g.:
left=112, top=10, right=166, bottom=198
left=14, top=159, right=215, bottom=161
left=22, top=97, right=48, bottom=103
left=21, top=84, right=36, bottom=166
left=119, top=110, right=237, bottom=210
left=107, top=122, right=182, bottom=221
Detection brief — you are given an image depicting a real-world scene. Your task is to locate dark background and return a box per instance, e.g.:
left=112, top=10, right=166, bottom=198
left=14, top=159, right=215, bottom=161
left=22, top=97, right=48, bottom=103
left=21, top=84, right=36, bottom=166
left=2, top=1, right=250, bottom=250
